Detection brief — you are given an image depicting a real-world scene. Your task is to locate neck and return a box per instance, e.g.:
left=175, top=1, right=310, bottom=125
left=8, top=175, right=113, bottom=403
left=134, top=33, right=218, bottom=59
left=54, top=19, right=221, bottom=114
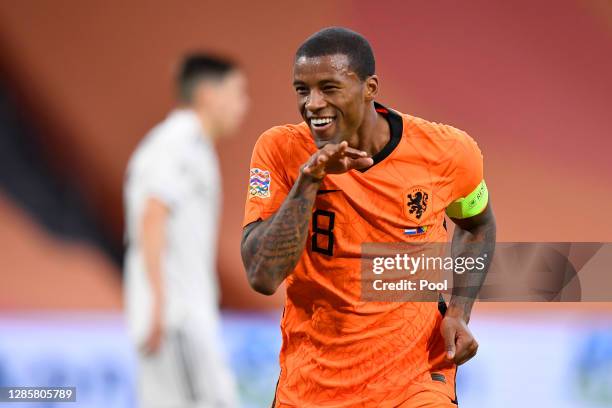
left=348, top=102, right=390, bottom=157
left=197, top=112, right=215, bottom=141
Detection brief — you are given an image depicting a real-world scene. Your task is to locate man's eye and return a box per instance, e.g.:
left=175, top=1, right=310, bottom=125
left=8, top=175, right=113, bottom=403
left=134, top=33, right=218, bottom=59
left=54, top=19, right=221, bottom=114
left=295, top=88, right=309, bottom=95
left=323, top=86, right=338, bottom=92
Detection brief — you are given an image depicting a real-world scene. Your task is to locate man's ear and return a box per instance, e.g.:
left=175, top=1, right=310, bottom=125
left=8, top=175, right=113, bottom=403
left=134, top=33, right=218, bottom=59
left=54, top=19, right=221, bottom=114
left=364, top=75, right=379, bottom=101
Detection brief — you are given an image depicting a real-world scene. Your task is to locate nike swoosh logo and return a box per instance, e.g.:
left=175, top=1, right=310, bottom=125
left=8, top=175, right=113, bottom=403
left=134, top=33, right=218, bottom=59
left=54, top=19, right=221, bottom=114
left=316, top=189, right=341, bottom=195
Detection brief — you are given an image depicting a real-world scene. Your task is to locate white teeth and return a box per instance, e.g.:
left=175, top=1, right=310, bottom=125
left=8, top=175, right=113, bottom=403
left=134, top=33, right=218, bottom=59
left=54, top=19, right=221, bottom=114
left=311, top=117, right=334, bottom=126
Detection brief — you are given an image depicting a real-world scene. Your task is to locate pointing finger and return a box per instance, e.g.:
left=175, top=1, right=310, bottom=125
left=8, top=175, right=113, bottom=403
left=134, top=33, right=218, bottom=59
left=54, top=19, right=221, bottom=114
left=329, top=141, right=348, bottom=158
left=346, top=157, right=374, bottom=170
left=344, top=147, right=369, bottom=158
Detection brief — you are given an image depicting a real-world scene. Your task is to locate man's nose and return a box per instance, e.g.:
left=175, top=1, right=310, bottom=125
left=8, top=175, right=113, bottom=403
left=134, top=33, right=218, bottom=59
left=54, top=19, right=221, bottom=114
left=305, top=90, right=326, bottom=112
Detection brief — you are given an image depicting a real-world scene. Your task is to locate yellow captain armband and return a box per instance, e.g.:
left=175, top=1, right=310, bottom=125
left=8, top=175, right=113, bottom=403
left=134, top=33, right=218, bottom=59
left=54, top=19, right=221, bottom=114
left=446, top=180, right=489, bottom=219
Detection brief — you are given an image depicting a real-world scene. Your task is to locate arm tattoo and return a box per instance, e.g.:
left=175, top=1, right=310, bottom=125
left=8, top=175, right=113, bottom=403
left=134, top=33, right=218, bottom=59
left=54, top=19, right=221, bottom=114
left=241, top=173, right=321, bottom=294
left=449, top=205, right=497, bottom=321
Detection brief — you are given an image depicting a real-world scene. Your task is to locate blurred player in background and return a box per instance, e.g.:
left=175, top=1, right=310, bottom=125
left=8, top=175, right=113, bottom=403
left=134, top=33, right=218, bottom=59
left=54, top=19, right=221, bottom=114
left=241, top=28, right=496, bottom=407
left=124, top=54, right=249, bottom=408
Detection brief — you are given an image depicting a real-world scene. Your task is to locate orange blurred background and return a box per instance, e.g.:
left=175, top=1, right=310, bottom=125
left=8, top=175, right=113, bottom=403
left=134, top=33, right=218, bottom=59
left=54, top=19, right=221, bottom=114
left=0, top=0, right=610, bottom=311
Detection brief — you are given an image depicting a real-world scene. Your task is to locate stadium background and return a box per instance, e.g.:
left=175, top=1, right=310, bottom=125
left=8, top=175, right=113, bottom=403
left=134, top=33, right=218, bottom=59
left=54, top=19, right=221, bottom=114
left=0, top=0, right=611, bottom=406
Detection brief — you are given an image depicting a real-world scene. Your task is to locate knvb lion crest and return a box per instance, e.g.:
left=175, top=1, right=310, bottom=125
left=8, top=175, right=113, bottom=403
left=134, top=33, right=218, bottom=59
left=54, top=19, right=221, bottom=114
left=405, top=187, right=429, bottom=220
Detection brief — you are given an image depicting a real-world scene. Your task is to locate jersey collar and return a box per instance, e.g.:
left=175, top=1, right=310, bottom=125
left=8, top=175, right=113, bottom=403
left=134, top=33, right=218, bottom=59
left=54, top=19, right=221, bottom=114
left=358, top=101, right=403, bottom=172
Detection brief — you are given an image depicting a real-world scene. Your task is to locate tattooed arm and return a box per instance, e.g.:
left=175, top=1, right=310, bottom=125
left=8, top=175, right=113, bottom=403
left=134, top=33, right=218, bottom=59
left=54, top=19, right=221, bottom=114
left=441, top=203, right=496, bottom=365
left=241, top=141, right=373, bottom=295
left=448, top=203, right=497, bottom=322
left=241, top=172, right=321, bottom=295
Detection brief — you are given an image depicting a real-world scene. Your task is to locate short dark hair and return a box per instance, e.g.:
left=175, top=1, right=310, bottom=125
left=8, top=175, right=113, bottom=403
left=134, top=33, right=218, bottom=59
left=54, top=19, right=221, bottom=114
left=177, top=53, right=237, bottom=103
left=295, top=27, right=375, bottom=81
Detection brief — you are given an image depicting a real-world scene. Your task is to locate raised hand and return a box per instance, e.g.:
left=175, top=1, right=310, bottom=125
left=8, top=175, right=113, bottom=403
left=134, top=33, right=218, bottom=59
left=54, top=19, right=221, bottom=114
left=302, top=141, right=374, bottom=180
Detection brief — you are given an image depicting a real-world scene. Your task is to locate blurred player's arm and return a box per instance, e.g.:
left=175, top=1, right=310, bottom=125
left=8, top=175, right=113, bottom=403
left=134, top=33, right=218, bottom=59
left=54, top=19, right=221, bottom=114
left=241, top=141, right=372, bottom=295
left=140, top=197, right=170, bottom=354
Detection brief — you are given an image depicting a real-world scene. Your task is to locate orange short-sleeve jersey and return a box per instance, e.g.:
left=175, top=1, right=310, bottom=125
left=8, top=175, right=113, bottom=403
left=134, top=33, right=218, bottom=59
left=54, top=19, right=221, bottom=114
left=243, top=104, right=483, bottom=407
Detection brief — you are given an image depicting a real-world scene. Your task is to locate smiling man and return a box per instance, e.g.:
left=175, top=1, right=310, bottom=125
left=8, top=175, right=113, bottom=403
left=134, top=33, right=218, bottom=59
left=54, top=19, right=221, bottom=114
left=241, top=27, right=496, bottom=407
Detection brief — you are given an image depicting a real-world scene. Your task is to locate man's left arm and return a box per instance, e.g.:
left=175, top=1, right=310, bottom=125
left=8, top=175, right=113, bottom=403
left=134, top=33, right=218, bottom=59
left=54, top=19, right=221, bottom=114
left=442, top=200, right=496, bottom=365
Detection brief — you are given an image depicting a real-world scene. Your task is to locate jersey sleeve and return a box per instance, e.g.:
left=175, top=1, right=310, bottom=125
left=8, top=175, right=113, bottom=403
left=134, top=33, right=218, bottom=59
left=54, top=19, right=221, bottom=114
left=243, top=126, right=293, bottom=227
left=138, top=147, right=190, bottom=210
left=445, top=127, right=488, bottom=219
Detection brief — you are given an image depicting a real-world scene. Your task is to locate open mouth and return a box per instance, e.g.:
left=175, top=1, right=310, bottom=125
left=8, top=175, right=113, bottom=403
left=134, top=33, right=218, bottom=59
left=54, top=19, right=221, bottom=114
left=309, top=116, right=336, bottom=133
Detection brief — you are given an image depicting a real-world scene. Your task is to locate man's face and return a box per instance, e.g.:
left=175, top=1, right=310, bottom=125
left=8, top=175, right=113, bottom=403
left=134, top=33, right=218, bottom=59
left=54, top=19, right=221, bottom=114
left=195, top=70, right=249, bottom=137
left=293, top=54, right=369, bottom=147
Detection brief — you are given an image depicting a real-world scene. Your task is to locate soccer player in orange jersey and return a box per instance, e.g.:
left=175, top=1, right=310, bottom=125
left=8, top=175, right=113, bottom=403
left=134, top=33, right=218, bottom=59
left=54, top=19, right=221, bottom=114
left=241, top=27, right=496, bottom=407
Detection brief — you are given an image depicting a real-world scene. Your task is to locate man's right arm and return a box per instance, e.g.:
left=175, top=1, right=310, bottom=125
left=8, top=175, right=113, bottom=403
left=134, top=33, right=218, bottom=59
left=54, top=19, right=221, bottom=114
left=140, top=196, right=170, bottom=354
left=241, top=141, right=373, bottom=295
left=241, top=171, right=322, bottom=295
